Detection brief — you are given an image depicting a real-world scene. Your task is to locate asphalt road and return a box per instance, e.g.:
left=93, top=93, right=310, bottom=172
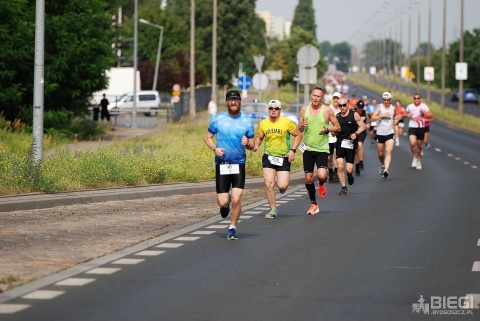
left=1, top=115, right=480, bottom=320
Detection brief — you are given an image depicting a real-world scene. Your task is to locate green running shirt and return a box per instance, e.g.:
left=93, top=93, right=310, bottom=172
left=303, top=104, right=329, bottom=153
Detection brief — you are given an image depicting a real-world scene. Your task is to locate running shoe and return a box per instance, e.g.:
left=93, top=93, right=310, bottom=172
left=348, top=175, right=354, bottom=185
left=382, top=170, right=389, bottom=178
left=227, top=228, right=238, bottom=240
left=338, top=187, right=348, bottom=196
left=265, top=208, right=278, bottom=219
left=219, top=194, right=231, bottom=218
left=279, top=189, right=286, bottom=194
left=411, top=157, right=417, bottom=168
left=355, top=167, right=360, bottom=176
left=359, top=161, right=364, bottom=170
left=395, top=139, right=400, bottom=147
left=379, top=165, right=385, bottom=176
left=318, top=184, right=327, bottom=198
left=307, top=203, right=319, bottom=215
left=416, top=160, right=422, bottom=170
left=425, top=143, right=430, bottom=149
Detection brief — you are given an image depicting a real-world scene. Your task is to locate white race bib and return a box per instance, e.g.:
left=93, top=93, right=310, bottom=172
left=220, top=164, right=240, bottom=175
left=340, top=139, right=354, bottom=149
left=268, top=156, right=284, bottom=166
left=299, top=141, right=307, bottom=153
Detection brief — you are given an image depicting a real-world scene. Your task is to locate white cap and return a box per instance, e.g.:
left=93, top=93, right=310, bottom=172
left=382, top=92, right=393, bottom=99
left=332, top=92, right=342, bottom=98
left=268, top=99, right=282, bottom=109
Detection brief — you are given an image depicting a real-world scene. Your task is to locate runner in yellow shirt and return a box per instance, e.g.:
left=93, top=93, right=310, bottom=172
left=253, top=99, right=302, bottom=219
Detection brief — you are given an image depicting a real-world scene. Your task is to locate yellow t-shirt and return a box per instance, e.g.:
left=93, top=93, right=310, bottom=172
left=258, top=116, right=297, bottom=156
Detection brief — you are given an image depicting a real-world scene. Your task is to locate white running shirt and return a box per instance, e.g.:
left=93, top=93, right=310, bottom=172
left=406, top=103, right=430, bottom=128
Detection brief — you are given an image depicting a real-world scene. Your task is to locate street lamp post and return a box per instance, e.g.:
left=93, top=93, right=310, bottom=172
left=139, top=19, right=164, bottom=91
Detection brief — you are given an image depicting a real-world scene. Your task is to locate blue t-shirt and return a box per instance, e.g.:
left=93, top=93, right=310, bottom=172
left=208, top=111, right=255, bottom=165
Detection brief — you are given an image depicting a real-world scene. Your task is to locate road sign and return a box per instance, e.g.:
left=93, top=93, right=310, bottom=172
left=455, top=62, right=468, bottom=80
left=297, top=44, right=320, bottom=67
left=252, top=73, right=269, bottom=90
left=172, top=96, right=180, bottom=103
left=299, top=67, right=317, bottom=85
left=424, top=67, right=434, bottom=81
left=237, top=75, right=252, bottom=90
left=253, top=55, right=265, bottom=73
left=172, top=84, right=180, bottom=92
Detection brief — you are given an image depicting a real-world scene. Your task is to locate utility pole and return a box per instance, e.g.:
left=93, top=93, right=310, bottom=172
left=189, top=0, right=196, bottom=119
left=32, top=0, right=45, bottom=162
left=212, top=0, right=217, bottom=101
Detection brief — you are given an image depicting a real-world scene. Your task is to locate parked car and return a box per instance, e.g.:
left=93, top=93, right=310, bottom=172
left=241, top=102, right=299, bottom=125
left=451, top=88, right=479, bottom=103
left=109, top=90, right=162, bottom=115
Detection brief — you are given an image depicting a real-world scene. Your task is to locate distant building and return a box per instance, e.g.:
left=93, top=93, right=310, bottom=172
left=257, top=11, right=291, bottom=40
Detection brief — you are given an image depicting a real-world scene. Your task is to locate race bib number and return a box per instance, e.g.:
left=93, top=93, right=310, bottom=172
left=299, top=141, right=307, bottom=153
left=268, top=156, right=284, bottom=166
left=380, top=118, right=393, bottom=125
left=341, top=139, right=354, bottom=149
left=370, top=121, right=378, bottom=127
left=220, top=164, right=240, bottom=175
left=328, top=132, right=337, bottom=144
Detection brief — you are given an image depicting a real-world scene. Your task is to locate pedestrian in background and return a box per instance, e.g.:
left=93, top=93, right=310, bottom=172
left=253, top=99, right=302, bottom=219
left=100, top=93, right=112, bottom=129
left=208, top=97, right=217, bottom=122
left=204, top=90, right=255, bottom=240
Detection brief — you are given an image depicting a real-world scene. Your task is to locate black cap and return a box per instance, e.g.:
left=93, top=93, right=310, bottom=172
left=356, top=100, right=365, bottom=109
left=226, top=90, right=241, bottom=100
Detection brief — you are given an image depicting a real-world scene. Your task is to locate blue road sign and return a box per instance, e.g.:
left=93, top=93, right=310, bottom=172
left=237, top=75, right=252, bottom=90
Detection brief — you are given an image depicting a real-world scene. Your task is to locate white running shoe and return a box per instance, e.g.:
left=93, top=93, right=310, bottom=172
left=416, top=160, right=422, bottom=170
left=395, top=139, right=399, bottom=147
left=411, top=158, right=417, bottom=168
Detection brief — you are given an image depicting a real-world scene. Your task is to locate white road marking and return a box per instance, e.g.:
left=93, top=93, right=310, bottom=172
left=447, top=153, right=453, bottom=157
left=477, top=239, right=480, bottom=246
left=174, top=236, right=201, bottom=241
left=256, top=207, right=271, bottom=210
left=86, top=267, right=121, bottom=275
left=156, top=243, right=184, bottom=248
left=464, top=161, right=470, bottom=165
left=240, top=215, right=252, bottom=219
left=280, top=198, right=296, bottom=201
left=112, top=258, right=145, bottom=264
left=243, top=210, right=262, bottom=214
left=55, top=278, right=96, bottom=286
left=464, top=294, right=480, bottom=309
left=434, top=148, right=442, bottom=152
left=455, top=157, right=461, bottom=160
left=191, top=230, right=215, bottom=235
left=135, top=250, right=165, bottom=256
left=472, top=261, right=480, bottom=271
left=206, top=225, right=228, bottom=229
left=22, top=290, right=65, bottom=300
left=472, top=165, right=478, bottom=169
left=0, top=304, right=31, bottom=314
left=276, top=200, right=289, bottom=203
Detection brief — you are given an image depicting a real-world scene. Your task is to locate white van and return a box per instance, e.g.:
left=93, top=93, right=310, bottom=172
left=108, top=91, right=161, bottom=115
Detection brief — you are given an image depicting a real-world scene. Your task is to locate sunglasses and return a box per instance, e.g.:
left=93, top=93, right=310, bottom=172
left=383, top=99, right=391, bottom=102
left=339, top=104, right=347, bottom=107
left=414, top=97, right=421, bottom=99
left=268, top=107, right=280, bottom=111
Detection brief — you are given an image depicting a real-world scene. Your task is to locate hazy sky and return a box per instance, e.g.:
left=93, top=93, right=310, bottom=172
left=256, top=0, right=480, bottom=53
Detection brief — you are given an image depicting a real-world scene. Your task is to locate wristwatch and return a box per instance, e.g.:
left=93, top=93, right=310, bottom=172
left=290, top=148, right=297, bottom=153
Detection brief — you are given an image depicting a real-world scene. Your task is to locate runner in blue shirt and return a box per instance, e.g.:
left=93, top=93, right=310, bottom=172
left=204, top=90, right=255, bottom=240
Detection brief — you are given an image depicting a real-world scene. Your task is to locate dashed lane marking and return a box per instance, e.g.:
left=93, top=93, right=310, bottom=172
left=112, top=258, right=145, bottom=265
left=0, top=304, right=30, bottom=314
left=135, top=250, right=165, bottom=256
left=477, top=239, right=480, bottom=246
left=22, top=290, right=65, bottom=300
left=191, top=231, right=216, bottom=235
left=86, top=267, right=121, bottom=275
left=206, top=225, right=229, bottom=229
left=471, top=261, right=480, bottom=271
left=156, top=243, right=184, bottom=248
left=243, top=210, right=262, bottom=214
left=174, top=236, right=201, bottom=241
left=55, top=278, right=96, bottom=286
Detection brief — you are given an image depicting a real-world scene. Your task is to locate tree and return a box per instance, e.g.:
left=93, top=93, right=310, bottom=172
left=0, top=0, right=115, bottom=124
left=292, top=0, right=317, bottom=41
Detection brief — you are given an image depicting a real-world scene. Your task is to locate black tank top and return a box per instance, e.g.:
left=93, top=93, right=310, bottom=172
left=336, top=110, right=358, bottom=140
